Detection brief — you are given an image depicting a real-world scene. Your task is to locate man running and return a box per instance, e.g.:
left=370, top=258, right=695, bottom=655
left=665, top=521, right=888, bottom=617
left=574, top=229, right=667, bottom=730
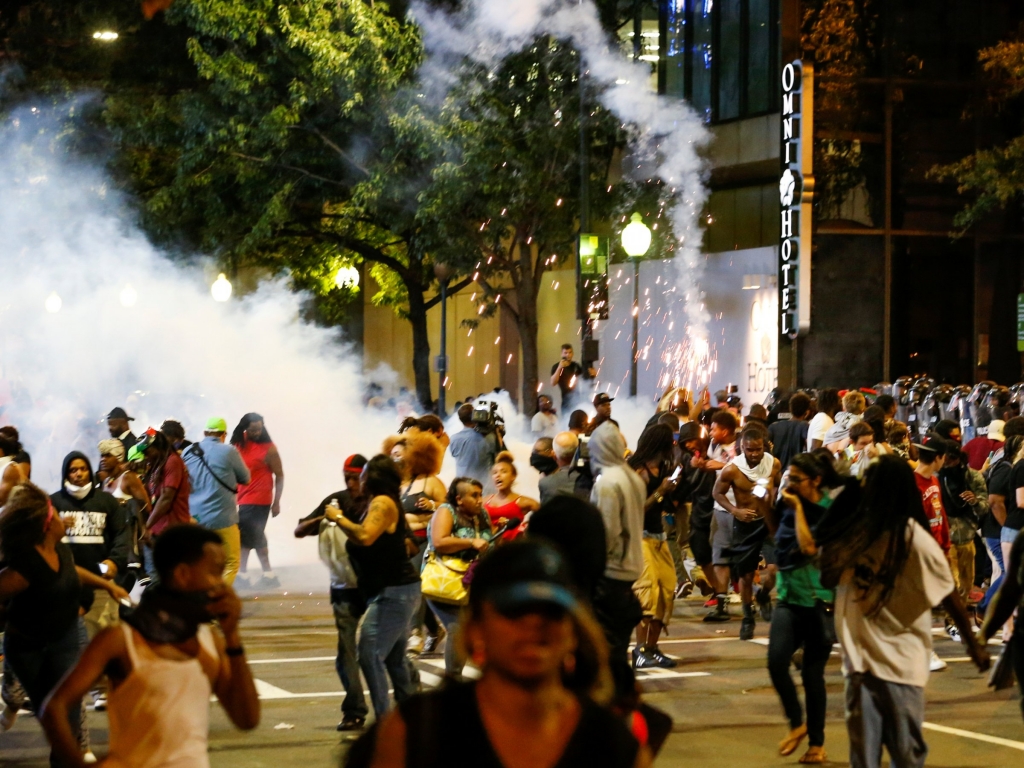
left=713, top=425, right=781, bottom=640
left=40, top=525, right=260, bottom=767
left=231, top=413, right=285, bottom=590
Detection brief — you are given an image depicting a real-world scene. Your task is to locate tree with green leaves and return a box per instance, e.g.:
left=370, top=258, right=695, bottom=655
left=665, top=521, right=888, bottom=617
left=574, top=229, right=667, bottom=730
left=931, top=33, right=1024, bottom=230
left=423, top=37, right=643, bottom=415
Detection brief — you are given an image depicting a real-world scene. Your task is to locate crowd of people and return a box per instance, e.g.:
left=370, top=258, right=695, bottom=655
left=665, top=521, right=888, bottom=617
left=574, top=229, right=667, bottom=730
left=1, top=376, right=1023, bottom=768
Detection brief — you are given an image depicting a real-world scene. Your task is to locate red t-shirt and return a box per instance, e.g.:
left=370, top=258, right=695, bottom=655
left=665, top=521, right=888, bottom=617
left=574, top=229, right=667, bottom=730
left=963, top=436, right=1002, bottom=471
left=148, top=451, right=192, bottom=534
left=915, top=472, right=950, bottom=552
left=237, top=441, right=275, bottom=506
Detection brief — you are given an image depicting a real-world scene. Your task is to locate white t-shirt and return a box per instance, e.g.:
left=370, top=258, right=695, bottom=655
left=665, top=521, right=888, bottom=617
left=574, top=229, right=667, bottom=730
left=834, top=519, right=955, bottom=688
left=807, top=412, right=834, bottom=449
left=531, top=411, right=558, bottom=437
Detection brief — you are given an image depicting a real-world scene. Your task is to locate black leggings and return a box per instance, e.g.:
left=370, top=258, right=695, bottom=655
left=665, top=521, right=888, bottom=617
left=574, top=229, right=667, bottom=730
left=767, top=601, right=832, bottom=747
left=1014, top=628, right=1024, bottom=722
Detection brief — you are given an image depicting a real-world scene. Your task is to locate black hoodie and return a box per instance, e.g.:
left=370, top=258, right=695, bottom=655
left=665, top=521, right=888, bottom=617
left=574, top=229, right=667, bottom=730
left=50, top=451, right=130, bottom=583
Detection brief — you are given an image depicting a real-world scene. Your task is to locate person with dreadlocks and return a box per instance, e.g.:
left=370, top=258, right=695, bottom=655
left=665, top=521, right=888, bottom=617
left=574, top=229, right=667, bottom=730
left=765, top=453, right=855, bottom=765
left=627, top=424, right=680, bottom=670
left=136, top=429, right=191, bottom=579
left=231, top=413, right=285, bottom=590
left=816, top=455, right=989, bottom=768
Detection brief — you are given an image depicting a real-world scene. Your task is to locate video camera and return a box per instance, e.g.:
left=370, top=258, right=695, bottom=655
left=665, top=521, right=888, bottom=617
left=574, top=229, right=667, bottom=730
left=471, top=398, right=505, bottom=437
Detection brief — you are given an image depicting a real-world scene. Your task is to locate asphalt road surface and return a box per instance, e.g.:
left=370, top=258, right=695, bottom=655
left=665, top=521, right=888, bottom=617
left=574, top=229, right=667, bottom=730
left=2, top=582, right=1023, bottom=767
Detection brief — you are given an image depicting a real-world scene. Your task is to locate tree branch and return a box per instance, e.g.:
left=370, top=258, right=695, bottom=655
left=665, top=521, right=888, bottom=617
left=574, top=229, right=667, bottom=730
left=228, top=152, right=349, bottom=189
left=424, top=275, right=473, bottom=310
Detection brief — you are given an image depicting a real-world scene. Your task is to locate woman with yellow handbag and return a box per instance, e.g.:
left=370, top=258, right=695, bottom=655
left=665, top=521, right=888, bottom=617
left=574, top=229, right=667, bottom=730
left=421, top=477, right=494, bottom=675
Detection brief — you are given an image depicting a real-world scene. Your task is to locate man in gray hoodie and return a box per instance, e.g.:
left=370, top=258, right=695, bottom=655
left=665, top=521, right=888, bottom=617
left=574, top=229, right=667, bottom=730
left=588, top=421, right=647, bottom=688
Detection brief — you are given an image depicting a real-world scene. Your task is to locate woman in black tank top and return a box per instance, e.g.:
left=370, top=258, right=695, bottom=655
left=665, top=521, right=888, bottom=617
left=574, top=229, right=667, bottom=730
left=362, top=540, right=647, bottom=768
left=330, top=456, right=421, bottom=720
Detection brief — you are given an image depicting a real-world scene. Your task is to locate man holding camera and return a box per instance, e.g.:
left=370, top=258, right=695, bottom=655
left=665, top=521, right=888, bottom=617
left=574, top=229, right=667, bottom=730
left=183, top=418, right=252, bottom=586
left=447, top=403, right=501, bottom=490
left=550, top=344, right=595, bottom=411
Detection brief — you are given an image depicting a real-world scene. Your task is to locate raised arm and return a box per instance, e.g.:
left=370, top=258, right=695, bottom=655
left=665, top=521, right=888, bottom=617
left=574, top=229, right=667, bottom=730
left=209, top=587, right=260, bottom=730
left=331, top=495, right=397, bottom=546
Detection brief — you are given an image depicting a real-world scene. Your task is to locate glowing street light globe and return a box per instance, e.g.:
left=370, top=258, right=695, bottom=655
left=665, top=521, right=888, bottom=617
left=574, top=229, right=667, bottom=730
left=335, top=265, right=360, bottom=290
left=120, top=284, right=138, bottom=307
left=45, top=292, right=62, bottom=313
left=621, top=213, right=652, bottom=258
left=92, top=31, right=119, bottom=42
left=211, top=273, right=233, bottom=302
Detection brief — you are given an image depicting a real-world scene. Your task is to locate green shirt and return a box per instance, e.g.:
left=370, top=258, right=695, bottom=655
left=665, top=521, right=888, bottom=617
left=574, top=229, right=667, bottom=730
left=776, top=493, right=834, bottom=607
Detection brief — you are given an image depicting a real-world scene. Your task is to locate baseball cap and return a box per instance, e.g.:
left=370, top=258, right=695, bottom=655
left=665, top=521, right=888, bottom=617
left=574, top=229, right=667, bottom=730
left=913, top=433, right=947, bottom=456
left=343, top=454, right=368, bottom=474
left=205, top=417, right=228, bottom=433
left=987, top=420, right=1006, bottom=442
left=106, top=407, right=134, bottom=421
left=469, top=540, right=580, bottom=618
left=593, top=392, right=614, bottom=407
left=678, top=422, right=702, bottom=442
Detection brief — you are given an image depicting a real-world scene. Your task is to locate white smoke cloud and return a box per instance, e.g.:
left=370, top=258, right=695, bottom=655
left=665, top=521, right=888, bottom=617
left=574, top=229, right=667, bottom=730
left=0, top=103, right=403, bottom=572
left=412, top=0, right=711, bottom=347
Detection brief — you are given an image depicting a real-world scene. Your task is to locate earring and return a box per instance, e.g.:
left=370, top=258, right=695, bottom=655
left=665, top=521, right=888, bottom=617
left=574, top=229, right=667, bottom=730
left=562, top=651, right=576, bottom=676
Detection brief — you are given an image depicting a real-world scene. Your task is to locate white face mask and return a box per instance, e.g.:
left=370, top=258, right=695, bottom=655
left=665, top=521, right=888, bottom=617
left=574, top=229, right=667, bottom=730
left=64, top=480, right=92, bottom=500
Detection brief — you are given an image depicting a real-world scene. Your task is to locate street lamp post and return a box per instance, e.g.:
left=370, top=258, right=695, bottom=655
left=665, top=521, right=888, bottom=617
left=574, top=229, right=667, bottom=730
left=434, top=262, right=454, bottom=416
left=621, top=213, right=652, bottom=397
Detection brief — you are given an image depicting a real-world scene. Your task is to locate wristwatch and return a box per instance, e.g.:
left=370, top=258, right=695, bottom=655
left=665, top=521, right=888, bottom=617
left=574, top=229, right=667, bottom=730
left=654, top=493, right=664, bottom=503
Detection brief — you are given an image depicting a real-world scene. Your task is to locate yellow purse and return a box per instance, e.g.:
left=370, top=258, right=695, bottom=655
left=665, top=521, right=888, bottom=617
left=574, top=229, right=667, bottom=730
left=420, top=552, right=472, bottom=605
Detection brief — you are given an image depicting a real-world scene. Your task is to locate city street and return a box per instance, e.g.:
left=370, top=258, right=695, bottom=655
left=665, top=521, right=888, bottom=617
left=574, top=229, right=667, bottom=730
left=2, top=571, right=1022, bottom=768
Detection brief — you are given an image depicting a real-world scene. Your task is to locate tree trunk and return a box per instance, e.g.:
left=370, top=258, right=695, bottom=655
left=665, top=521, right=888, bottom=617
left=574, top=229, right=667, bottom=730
left=516, top=285, right=541, bottom=418
left=406, top=287, right=434, bottom=412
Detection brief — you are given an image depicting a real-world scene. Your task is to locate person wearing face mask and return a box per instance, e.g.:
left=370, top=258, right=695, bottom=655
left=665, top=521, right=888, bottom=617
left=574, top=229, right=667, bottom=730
left=40, top=524, right=260, bottom=768
left=51, top=451, right=130, bottom=635
left=530, top=437, right=559, bottom=477
left=0, top=484, right=129, bottom=768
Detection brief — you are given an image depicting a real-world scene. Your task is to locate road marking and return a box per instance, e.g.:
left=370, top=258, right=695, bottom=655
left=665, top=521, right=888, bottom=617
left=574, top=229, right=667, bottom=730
left=249, top=656, right=337, bottom=665
left=253, top=679, right=299, bottom=699
left=923, top=722, right=1024, bottom=751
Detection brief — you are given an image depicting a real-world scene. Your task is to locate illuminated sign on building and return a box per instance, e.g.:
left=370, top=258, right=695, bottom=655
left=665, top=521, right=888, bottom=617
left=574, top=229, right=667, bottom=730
left=779, top=60, right=814, bottom=339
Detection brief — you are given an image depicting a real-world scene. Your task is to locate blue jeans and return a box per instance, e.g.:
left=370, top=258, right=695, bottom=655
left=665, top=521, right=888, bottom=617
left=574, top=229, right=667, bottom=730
left=982, top=537, right=1005, bottom=609
left=358, top=581, right=420, bottom=718
left=426, top=599, right=463, bottom=676
left=332, top=590, right=368, bottom=720
left=4, top=619, right=83, bottom=767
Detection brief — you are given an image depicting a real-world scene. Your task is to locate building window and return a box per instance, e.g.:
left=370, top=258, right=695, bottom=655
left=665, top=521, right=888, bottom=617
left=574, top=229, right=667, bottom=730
left=661, top=0, right=778, bottom=124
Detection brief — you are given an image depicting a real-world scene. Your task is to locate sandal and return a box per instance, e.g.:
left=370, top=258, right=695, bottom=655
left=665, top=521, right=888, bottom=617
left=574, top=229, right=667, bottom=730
left=336, top=716, right=366, bottom=732
left=799, top=746, right=827, bottom=764
left=779, top=724, right=807, bottom=756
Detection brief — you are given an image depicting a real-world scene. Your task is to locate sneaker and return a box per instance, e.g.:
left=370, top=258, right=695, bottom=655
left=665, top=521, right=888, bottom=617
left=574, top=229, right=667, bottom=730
left=740, top=614, right=756, bottom=641
left=421, top=633, right=442, bottom=655
left=675, top=581, right=694, bottom=599
left=83, top=752, right=98, bottom=765
left=702, top=595, right=730, bottom=622
left=647, top=647, right=679, bottom=668
left=929, top=651, right=947, bottom=671
left=92, top=692, right=107, bottom=712
left=702, top=596, right=718, bottom=609
left=234, top=574, right=250, bottom=590
left=946, top=624, right=962, bottom=644
left=0, top=705, right=18, bottom=731
left=258, top=574, right=282, bottom=590
left=407, top=630, right=424, bottom=655
left=632, top=646, right=660, bottom=670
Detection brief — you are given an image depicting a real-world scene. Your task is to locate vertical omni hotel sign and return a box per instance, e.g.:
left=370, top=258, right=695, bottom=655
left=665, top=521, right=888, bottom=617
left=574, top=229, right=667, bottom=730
left=779, top=60, right=814, bottom=339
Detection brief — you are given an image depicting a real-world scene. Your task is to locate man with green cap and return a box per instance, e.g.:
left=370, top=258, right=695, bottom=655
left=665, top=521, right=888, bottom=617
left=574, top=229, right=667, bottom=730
left=181, top=417, right=251, bottom=584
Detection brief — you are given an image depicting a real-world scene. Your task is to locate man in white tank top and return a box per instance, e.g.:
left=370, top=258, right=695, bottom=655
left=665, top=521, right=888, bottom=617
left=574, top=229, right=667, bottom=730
left=713, top=425, right=782, bottom=641
left=40, top=525, right=260, bottom=768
